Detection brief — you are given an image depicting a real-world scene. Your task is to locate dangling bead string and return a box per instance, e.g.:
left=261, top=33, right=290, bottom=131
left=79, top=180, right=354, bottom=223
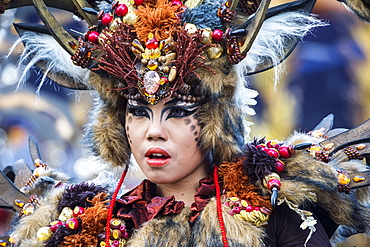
left=105, top=165, right=129, bottom=245
left=213, top=165, right=229, bottom=247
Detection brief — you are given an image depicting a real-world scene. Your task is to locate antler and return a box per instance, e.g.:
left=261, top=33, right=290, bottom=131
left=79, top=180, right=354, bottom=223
left=237, top=0, right=271, bottom=55
left=0, top=170, right=29, bottom=213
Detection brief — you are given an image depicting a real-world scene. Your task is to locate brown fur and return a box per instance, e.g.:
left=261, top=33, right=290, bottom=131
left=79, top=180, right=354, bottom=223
left=127, top=199, right=265, bottom=246
left=13, top=186, right=66, bottom=246
left=276, top=132, right=370, bottom=234
left=342, top=0, right=370, bottom=22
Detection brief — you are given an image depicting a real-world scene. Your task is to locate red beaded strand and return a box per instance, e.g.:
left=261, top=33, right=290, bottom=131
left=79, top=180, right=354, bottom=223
left=213, top=165, right=229, bottom=247
left=105, top=165, right=129, bottom=246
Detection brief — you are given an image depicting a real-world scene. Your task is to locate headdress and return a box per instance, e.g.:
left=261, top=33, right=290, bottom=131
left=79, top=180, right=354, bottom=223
left=3, top=0, right=324, bottom=166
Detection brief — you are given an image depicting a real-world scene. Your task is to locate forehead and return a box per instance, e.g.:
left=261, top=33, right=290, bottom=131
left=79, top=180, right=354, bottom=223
left=128, top=98, right=198, bottom=107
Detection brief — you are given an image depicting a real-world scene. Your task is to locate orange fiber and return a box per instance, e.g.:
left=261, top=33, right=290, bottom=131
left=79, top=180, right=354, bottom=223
left=134, top=0, right=181, bottom=42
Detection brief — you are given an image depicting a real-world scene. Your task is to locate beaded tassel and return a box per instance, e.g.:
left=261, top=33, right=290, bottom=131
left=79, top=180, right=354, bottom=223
left=213, top=165, right=229, bottom=247
left=105, top=165, right=129, bottom=246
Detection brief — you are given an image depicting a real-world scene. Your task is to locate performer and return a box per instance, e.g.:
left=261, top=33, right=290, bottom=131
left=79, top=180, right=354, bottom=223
left=0, top=0, right=369, bottom=246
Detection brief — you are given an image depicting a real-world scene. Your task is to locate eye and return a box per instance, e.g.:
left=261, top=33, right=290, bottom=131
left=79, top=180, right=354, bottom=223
left=166, top=106, right=198, bottom=119
left=128, top=107, right=149, bottom=118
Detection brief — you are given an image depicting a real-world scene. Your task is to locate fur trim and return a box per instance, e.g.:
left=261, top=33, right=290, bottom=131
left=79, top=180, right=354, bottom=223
left=12, top=32, right=90, bottom=94
left=237, top=12, right=327, bottom=87
left=277, top=132, right=370, bottom=238
left=12, top=186, right=66, bottom=246
left=341, top=0, right=370, bottom=23
left=127, top=199, right=265, bottom=246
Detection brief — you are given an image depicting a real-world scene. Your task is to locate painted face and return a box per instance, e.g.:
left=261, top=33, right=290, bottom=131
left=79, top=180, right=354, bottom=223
left=125, top=98, right=208, bottom=185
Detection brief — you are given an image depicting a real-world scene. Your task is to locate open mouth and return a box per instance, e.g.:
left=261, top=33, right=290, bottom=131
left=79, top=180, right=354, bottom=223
left=145, top=148, right=171, bottom=167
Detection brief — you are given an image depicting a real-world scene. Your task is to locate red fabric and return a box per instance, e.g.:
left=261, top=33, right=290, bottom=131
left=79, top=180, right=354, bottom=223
left=115, top=177, right=215, bottom=228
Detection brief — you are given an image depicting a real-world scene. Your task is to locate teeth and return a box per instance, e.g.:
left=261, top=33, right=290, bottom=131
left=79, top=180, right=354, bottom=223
left=152, top=153, right=163, bottom=157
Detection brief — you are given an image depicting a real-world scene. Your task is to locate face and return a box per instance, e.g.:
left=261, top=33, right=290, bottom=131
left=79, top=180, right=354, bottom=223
left=125, top=98, right=208, bottom=185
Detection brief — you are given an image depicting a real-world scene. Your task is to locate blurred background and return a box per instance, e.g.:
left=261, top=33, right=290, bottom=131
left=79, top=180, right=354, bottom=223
left=0, top=0, right=369, bottom=185
left=0, top=0, right=370, bottom=243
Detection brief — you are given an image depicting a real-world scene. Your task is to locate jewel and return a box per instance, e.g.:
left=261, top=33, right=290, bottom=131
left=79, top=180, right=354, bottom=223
left=37, top=227, right=53, bottom=241
left=58, top=207, right=73, bottom=221
left=69, top=41, right=77, bottom=50
left=232, top=206, right=241, bottom=214
left=206, top=46, right=223, bottom=60
left=338, top=173, right=350, bottom=185
left=88, top=31, right=99, bottom=44
left=353, top=176, right=366, bottom=182
left=323, top=143, right=334, bottom=151
left=165, top=52, right=177, bottom=63
left=101, top=13, right=113, bottom=26
left=185, top=23, right=197, bottom=35
left=278, top=146, right=291, bottom=158
left=143, top=71, right=160, bottom=94
left=50, top=221, right=63, bottom=233
left=22, top=203, right=35, bottom=215
left=73, top=206, right=85, bottom=217
left=111, top=229, right=122, bottom=240
left=66, top=218, right=79, bottom=230
left=146, top=35, right=159, bottom=49
left=14, top=199, right=25, bottom=208
left=115, top=4, right=128, bottom=17
left=133, top=0, right=144, bottom=6
left=266, top=148, right=279, bottom=159
left=110, top=218, right=122, bottom=229
left=275, top=160, right=285, bottom=173
left=355, top=144, right=366, bottom=150
left=159, top=77, right=168, bottom=85
left=171, top=0, right=182, bottom=6
left=0, top=240, right=6, bottom=247
left=267, top=140, right=280, bottom=149
left=240, top=200, right=248, bottom=208
left=212, top=29, right=224, bottom=42
left=148, top=48, right=161, bottom=60
left=168, top=66, right=177, bottom=82
left=267, top=178, right=281, bottom=190
left=147, top=59, right=158, bottom=70
left=132, top=39, right=145, bottom=52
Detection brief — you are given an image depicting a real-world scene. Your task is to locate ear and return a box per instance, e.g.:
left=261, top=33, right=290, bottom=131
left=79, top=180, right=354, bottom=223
left=13, top=23, right=90, bottom=90
left=340, top=0, right=370, bottom=23
left=241, top=0, right=324, bottom=75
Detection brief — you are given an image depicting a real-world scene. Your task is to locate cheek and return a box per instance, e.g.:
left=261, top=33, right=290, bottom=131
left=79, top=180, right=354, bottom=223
left=126, top=116, right=133, bottom=144
left=184, top=117, right=201, bottom=144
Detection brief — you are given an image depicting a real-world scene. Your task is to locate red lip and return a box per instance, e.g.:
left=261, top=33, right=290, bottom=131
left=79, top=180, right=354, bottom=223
left=145, top=147, right=171, bottom=167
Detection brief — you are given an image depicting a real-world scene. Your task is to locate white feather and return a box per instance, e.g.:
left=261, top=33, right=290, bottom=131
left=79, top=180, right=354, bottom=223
left=11, top=32, right=90, bottom=94
left=235, top=12, right=328, bottom=89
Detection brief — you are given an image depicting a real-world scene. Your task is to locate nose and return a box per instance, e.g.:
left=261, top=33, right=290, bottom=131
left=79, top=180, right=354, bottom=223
left=145, top=117, right=168, bottom=141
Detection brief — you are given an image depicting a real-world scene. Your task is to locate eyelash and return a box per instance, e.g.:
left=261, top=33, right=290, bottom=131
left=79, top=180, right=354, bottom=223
left=128, top=107, right=149, bottom=118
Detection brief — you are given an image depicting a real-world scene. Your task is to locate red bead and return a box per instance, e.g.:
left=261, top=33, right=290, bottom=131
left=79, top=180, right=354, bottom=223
left=212, top=29, right=224, bottom=42
left=146, top=37, right=159, bottom=49
left=267, top=140, right=280, bottom=149
left=88, top=31, right=99, bottom=44
left=66, top=218, right=79, bottom=230
left=256, top=144, right=267, bottom=151
left=275, top=160, right=285, bottom=173
left=101, top=13, right=113, bottom=26
left=245, top=205, right=254, bottom=212
left=115, top=4, right=128, bottom=17
left=133, top=0, right=144, bottom=6
left=171, top=0, right=182, bottom=6
left=49, top=221, right=63, bottom=233
left=253, top=207, right=260, bottom=211
left=266, top=148, right=279, bottom=159
left=73, top=206, right=85, bottom=217
left=278, top=146, right=291, bottom=158
left=267, top=178, right=281, bottom=191
left=119, top=225, right=126, bottom=232
left=122, top=231, right=129, bottom=238
left=232, top=206, right=241, bottom=214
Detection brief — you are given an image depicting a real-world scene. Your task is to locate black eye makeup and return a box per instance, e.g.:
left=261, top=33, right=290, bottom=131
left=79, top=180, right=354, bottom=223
left=128, top=106, right=150, bottom=118
left=165, top=106, right=198, bottom=120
